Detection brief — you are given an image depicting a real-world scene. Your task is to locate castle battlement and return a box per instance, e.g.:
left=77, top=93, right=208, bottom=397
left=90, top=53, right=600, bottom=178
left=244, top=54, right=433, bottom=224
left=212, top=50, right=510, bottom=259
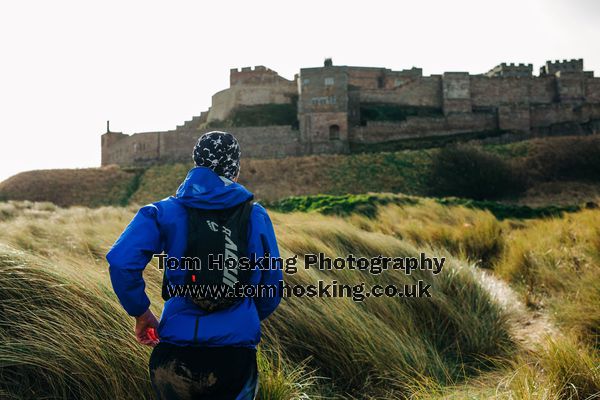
left=540, top=58, right=584, bottom=76
left=229, top=65, right=292, bottom=86
left=102, top=58, right=600, bottom=167
left=486, top=62, right=533, bottom=78
left=230, top=65, right=272, bottom=73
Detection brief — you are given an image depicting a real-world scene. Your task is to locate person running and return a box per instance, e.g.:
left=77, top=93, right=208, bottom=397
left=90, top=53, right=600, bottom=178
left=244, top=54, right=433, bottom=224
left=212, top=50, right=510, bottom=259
left=107, top=131, right=283, bottom=399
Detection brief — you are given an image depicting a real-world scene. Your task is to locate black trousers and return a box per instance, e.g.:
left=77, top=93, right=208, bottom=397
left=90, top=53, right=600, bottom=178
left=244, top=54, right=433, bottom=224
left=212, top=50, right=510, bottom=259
left=149, top=342, right=258, bottom=400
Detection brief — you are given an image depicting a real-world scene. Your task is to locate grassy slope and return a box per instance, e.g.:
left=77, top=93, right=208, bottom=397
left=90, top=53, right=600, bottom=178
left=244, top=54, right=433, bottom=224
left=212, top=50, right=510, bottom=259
left=0, top=199, right=598, bottom=399
left=0, top=166, right=140, bottom=207
left=2, top=136, right=599, bottom=208
left=131, top=135, right=600, bottom=207
left=128, top=150, right=432, bottom=206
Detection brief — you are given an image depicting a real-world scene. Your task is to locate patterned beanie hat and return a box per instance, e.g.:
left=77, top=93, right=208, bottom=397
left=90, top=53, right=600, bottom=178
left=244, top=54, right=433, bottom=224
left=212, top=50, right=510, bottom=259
left=192, top=131, right=241, bottom=180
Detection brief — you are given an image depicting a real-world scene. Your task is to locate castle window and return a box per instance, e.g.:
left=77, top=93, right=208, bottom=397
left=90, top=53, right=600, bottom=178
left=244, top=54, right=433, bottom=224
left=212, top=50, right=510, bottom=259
left=329, top=124, right=340, bottom=140
left=325, top=77, right=334, bottom=86
left=377, top=76, right=385, bottom=88
left=303, top=78, right=310, bottom=86
left=311, top=96, right=336, bottom=105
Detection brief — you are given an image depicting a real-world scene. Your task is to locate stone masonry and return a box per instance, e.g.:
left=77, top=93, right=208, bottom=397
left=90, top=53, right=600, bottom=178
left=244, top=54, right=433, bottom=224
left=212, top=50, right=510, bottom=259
left=101, top=58, right=600, bottom=166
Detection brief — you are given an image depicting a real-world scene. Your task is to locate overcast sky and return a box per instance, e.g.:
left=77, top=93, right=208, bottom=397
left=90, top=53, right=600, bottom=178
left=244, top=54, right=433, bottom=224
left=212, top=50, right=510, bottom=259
left=1, top=0, right=599, bottom=182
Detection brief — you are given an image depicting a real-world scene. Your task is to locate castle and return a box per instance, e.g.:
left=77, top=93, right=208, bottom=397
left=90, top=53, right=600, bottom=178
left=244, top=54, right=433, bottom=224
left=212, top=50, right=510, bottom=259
left=101, top=58, right=600, bottom=166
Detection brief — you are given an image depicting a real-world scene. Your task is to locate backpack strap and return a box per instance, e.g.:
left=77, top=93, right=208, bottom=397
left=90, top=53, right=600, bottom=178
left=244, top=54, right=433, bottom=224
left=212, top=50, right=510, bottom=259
left=161, top=264, right=170, bottom=301
left=161, top=198, right=254, bottom=302
left=239, top=199, right=254, bottom=238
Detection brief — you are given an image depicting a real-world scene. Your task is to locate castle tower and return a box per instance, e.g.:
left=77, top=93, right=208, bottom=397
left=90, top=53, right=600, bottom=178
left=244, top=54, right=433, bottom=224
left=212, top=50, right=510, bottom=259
left=539, top=59, right=584, bottom=76
left=101, top=121, right=127, bottom=166
left=540, top=59, right=590, bottom=103
left=297, top=59, right=350, bottom=154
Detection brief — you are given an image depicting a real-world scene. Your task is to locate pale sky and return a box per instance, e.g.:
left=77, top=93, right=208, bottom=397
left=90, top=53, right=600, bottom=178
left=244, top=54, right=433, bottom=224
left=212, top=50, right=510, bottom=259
left=1, top=0, right=599, bottom=182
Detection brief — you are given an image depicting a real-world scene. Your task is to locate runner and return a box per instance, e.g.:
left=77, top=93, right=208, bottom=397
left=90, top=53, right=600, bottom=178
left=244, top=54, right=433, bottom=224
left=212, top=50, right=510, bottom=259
left=107, top=131, right=283, bottom=399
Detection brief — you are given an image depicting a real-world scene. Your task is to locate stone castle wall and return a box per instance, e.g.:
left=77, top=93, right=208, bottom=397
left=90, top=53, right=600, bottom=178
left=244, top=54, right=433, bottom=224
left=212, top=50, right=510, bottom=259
left=102, top=59, right=600, bottom=167
left=101, top=125, right=303, bottom=167
left=207, top=66, right=297, bottom=122
left=359, top=76, right=442, bottom=107
left=351, top=113, right=497, bottom=143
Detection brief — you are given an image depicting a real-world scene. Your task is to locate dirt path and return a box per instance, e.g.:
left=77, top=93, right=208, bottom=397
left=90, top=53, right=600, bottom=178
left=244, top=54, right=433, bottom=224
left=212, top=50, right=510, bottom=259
left=473, top=268, right=558, bottom=352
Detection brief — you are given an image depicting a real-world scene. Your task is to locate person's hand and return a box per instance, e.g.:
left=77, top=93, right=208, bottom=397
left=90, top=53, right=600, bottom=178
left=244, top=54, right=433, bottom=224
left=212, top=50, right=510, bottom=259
left=135, top=308, right=160, bottom=347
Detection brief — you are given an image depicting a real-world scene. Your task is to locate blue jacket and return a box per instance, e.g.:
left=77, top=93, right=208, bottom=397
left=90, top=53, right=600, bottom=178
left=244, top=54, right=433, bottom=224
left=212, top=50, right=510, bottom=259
left=106, top=167, right=283, bottom=347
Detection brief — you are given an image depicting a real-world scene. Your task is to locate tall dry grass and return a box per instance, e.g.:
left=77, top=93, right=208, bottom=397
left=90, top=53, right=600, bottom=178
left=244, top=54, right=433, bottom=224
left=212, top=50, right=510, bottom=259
left=0, top=203, right=321, bottom=399
left=0, top=201, right=514, bottom=399
left=496, top=336, right=600, bottom=400
left=350, top=200, right=506, bottom=268
left=0, top=200, right=598, bottom=399
left=266, top=210, right=512, bottom=397
left=409, top=335, right=600, bottom=400
left=495, top=209, right=600, bottom=348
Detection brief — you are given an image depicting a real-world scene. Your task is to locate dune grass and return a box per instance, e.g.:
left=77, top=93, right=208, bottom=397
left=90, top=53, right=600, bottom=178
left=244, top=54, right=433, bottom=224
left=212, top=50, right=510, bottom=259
left=491, top=336, right=600, bottom=400
left=494, top=209, right=600, bottom=349
left=0, top=201, right=515, bottom=399
left=265, top=210, right=513, bottom=396
left=0, top=199, right=598, bottom=399
left=274, top=198, right=600, bottom=398
left=408, top=336, right=600, bottom=400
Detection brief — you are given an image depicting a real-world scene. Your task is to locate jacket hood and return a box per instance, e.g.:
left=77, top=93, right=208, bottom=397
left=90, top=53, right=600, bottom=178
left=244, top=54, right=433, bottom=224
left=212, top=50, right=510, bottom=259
left=174, top=167, right=253, bottom=209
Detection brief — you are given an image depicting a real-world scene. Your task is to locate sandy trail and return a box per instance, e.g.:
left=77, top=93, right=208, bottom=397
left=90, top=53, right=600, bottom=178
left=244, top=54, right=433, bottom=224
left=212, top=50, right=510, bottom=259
left=473, top=268, right=558, bottom=352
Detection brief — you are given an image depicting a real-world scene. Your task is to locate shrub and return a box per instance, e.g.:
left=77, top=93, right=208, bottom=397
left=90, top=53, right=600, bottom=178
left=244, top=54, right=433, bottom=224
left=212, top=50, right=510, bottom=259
left=266, top=193, right=417, bottom=217
left=436, top=198, right=579, bottom=220
left=524, top=135, right=600, bottom=182
left=427, top=144, right=525, bottom=200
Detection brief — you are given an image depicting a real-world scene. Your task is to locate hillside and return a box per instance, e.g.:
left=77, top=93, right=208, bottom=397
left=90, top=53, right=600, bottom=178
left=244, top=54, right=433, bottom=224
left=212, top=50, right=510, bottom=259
left=0, top=198, right=597, bottom=399
left=0, top=166, right=140, bottom=207
left=2, top=135, right=600, bottom=208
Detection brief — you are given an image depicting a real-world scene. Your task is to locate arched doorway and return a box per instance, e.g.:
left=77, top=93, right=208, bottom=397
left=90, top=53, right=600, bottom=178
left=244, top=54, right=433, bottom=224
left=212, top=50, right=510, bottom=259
left=329, top=124, right=340, bottom=140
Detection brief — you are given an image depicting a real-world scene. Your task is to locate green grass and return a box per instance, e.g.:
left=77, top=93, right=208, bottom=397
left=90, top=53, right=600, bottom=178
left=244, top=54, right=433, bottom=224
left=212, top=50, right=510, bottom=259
left=328, top=150, right=432, bottom=195
left=484, top=140, right=531, bottom=158
left=267, top=193, right=581, bottom=220
left=265, top=193, right=418, bottom=217
left=128, top=163, right=189, bottom=205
